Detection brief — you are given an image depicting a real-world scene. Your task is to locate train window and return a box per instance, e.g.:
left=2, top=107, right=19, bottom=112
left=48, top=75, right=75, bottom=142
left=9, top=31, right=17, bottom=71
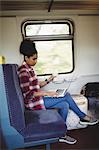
left=21, top=20, right=74, bottom=75
left=25, top=24, right=69, bottom=36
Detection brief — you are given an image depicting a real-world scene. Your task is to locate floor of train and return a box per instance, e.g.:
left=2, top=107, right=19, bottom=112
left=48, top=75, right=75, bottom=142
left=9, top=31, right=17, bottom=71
left=20, top=107, right=99, bottom=150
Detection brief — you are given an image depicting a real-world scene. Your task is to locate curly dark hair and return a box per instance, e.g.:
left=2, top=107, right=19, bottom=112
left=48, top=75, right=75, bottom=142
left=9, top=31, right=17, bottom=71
left=19, top=39, right=37, bottom=57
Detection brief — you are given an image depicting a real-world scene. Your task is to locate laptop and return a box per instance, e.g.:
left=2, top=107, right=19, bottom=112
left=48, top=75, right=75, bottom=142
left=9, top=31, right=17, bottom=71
left=45, top=76, right=73, bottom=97
left=45, top=88, right=67, bottom=98
left=55, top=88, right=68, bottom=97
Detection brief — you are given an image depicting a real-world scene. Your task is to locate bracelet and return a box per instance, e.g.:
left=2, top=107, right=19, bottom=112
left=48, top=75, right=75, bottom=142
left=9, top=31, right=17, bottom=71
left=45, top=79, right=49, bottom=84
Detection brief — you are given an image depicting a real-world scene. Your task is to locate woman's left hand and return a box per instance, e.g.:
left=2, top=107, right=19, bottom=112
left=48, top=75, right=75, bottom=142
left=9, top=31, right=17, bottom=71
left=48, top=75, right=56, bottom=82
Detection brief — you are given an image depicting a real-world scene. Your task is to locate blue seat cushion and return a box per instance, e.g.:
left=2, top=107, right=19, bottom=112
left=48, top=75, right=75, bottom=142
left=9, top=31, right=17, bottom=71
left=21, top=110, right=66, bottom=142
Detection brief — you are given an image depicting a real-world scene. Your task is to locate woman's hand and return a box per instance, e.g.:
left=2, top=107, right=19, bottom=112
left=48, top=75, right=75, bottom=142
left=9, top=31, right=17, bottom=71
left=34, top=90, right=58, bottom=97
left=45, top=91, right=59, bottom=97
left=48, top=74, right=56, bottom=82
left=39, top=74, right=57, bottom=88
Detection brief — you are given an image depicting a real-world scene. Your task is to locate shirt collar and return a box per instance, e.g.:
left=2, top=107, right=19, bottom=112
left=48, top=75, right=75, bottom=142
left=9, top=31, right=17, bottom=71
left=22, top=61, right=33, bottom=71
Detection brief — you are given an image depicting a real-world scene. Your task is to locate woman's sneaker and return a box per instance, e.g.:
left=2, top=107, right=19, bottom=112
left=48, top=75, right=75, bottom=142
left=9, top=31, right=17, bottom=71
left=59, top=135, right=77, bottom=144
left=79, top=118, right=98, bottom=125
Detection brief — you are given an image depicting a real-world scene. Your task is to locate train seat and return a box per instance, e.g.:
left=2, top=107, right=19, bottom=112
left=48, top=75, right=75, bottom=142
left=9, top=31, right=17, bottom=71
left=0, top=64, right=66, bottom=150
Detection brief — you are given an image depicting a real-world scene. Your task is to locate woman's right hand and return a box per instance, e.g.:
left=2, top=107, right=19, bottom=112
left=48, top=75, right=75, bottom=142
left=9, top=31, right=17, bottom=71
left=45, top=91, right=59, bottom=97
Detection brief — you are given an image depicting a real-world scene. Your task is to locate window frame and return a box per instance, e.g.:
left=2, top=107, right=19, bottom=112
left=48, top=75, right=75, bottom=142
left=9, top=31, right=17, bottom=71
left=21, top=19, right=75, bottom=75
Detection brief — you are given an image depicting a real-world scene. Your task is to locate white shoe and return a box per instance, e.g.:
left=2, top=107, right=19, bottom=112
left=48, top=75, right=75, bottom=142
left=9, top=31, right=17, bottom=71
left=59, top=135, right=77, bottom=144
left=79, top=118, right=98, bottom=125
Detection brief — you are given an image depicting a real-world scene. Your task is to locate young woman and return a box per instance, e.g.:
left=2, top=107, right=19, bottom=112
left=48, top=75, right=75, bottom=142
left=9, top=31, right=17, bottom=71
left=18, top=39, right=98, bottom=145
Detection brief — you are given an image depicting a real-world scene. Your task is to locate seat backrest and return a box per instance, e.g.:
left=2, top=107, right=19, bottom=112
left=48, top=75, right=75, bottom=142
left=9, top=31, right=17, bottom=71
left=0, top=64, right=25, bottom=132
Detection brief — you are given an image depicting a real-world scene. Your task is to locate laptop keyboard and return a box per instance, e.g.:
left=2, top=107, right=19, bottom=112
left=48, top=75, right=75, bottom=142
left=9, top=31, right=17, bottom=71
left=56, top=89, right=64, bottom=95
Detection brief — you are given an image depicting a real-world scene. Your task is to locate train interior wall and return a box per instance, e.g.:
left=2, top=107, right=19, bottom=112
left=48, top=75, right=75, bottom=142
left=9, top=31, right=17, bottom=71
left=0, top=15, right=99, bottom=94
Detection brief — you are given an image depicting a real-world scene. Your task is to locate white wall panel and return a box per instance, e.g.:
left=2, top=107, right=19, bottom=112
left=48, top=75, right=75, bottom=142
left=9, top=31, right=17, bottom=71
left=75, top=16, right=99, bottom=76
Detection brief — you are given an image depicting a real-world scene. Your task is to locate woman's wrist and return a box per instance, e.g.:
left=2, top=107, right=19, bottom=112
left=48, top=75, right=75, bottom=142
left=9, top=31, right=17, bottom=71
left=45, top=79, right=49, bottom=84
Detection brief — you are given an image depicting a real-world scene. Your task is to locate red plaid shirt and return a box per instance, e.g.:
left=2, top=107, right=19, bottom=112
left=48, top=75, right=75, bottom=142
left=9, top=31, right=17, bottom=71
left=17, top=61, right=45, bottom=110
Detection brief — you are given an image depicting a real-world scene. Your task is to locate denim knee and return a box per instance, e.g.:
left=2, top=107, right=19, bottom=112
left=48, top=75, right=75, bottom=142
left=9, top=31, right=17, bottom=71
left=65, top=92, right=71, bottom=98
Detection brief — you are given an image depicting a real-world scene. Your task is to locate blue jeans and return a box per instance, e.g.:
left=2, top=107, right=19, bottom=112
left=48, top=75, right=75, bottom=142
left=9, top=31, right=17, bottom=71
left=43, top=93, right=86, bottom=122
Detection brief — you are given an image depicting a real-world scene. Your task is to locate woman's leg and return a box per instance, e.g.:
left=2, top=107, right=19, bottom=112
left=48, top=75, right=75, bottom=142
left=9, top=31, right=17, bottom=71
left=64, top=93, right=86, bottom=119
left=43, top=96, right=69, bottom=121
left=65, top=93, right=98, bottom=125
left=43, top=96, right=77, bottom=144
left=43, top=94, right=86, bottom=119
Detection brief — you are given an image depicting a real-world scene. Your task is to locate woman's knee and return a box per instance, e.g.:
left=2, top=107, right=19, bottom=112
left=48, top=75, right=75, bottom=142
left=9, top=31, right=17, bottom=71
left=64, top=92, right=74, bottom=103
left=65, top=92, right=71, bottom=98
